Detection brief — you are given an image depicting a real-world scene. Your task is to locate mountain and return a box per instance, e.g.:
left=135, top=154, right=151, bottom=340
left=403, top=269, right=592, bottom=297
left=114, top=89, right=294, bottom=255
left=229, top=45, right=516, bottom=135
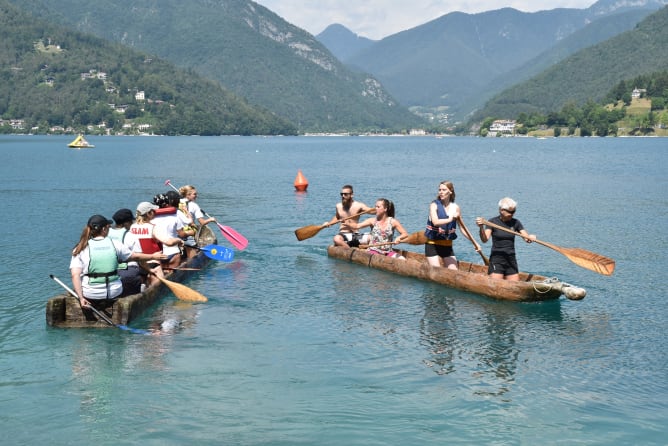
left=9, top=0, right=423, bottom=133
left=467, top=8, right=655, bottom=118
left=0, top=0, right=295, bottom=135
left=316, top=24, right=376, bottom=63
left=331, top=0, right=665, bottom=122
left=473, top=5, right=668, bottom=120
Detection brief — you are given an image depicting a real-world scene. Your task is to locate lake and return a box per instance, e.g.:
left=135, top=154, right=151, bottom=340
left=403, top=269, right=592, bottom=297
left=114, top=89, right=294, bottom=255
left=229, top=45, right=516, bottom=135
left=0, top=135, right=665, bottom=445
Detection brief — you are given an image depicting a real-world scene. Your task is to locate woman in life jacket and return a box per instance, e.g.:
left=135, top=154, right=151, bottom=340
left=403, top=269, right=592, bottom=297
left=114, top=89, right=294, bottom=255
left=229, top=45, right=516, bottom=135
left=178, top=185, right=215, bottom=258
left=70, top=214, right=166, bottom=308
left=424, top=181, right=471, bottom=270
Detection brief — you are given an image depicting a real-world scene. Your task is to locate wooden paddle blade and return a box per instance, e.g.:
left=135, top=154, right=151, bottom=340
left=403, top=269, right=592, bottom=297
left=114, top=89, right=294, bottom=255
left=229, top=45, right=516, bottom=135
left=294, top=224, right=325, bottom=241
left=554, top=245, right=616, bottom=276
left=403, top=231, right=428, bottom=245
left=155, top=275, right=208, bottom=302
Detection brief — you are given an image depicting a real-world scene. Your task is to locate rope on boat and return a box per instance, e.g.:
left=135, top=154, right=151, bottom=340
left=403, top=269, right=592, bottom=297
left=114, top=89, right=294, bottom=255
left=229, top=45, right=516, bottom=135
left=532, top=277, right=560, bottom=294
left=532, top=277, right=587, bottom=300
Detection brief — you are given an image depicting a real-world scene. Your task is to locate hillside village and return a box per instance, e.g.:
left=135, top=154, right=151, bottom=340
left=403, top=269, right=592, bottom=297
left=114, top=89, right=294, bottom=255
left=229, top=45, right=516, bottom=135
left=0, top=41, right=165, bottom=135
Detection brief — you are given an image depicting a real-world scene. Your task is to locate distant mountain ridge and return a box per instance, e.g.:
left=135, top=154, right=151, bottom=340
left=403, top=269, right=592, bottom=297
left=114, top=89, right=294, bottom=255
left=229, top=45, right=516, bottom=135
left=316, top=24, right=376, bottom=63
left=474, top=5, right=668, bottom=120
left=318, top=0, right=667, bottom=123
left=9, top=0, right=422, bottom=133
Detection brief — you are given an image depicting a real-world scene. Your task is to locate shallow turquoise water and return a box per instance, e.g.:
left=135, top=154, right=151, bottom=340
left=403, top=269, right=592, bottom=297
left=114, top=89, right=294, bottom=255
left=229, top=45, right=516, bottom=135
left=0, top=135, right=665, bottom=444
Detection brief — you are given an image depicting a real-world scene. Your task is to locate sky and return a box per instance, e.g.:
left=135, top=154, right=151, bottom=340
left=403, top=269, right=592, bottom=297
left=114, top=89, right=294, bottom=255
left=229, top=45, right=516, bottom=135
left=253, top=0, right=597, bottom=40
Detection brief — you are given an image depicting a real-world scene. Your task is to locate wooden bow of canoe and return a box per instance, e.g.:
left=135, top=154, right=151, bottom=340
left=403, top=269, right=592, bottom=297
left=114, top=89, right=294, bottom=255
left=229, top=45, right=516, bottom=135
left=327, top=245, right=587, bottom=302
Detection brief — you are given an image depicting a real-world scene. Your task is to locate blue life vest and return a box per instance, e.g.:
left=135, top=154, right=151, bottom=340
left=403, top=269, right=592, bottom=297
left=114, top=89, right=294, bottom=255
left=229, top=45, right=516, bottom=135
left=424, top=199, right=458, bottom=241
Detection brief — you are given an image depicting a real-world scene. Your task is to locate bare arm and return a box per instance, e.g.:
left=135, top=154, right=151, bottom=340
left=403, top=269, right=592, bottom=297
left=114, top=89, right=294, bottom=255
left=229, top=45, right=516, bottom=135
left=519, top=229, right=536, bottom=243
left=353, top=218, right=376, bottom=231
left=430, top=202, right=458, bottom=226
left=475, top=217, right=492, bottom=243
left=392, top=219, right=409, bottom=243
left=70, top=267, right=88, bottom=307
left=152, top=226, right=184, bottom=247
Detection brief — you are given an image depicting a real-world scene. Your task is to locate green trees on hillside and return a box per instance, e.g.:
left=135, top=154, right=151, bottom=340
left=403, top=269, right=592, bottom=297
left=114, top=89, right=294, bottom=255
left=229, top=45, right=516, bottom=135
left=480, top=70, right=668, bottom=137
left=0, top=1, right=296, bottom=135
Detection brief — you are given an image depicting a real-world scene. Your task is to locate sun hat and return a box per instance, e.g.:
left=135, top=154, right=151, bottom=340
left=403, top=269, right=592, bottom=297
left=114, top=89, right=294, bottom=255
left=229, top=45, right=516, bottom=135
left=137, top=202, right=159, bottom=215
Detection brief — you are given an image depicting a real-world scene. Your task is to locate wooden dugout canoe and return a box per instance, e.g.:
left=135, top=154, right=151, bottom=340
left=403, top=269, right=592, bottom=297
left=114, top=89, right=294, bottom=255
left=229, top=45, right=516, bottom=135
left=46, top=225, right=217, bottom=328
left=327, top=245, right=586, bottom=302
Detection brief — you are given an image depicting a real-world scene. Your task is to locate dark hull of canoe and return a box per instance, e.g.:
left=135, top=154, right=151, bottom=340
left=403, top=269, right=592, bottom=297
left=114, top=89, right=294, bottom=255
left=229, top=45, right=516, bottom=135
left=327, top=246, right=586, bottom=302
left=46, top=226, right=217, bottom=328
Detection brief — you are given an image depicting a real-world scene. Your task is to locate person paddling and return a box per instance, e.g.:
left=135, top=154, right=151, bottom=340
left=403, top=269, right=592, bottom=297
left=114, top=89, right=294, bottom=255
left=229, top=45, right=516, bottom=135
left=70, top=214, right=166, bottom=308
left=354, top=198, right=409, bottom=259
left=475, top=197, right=536, bottom=281
left=323, top=184, right=372, bottom=247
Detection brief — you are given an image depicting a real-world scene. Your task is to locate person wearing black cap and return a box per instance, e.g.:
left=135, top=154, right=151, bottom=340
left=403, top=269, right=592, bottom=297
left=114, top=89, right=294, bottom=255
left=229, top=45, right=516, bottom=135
left=108, top=208, right=143, bottom=297
left=70, top=214, right=167, bottom=308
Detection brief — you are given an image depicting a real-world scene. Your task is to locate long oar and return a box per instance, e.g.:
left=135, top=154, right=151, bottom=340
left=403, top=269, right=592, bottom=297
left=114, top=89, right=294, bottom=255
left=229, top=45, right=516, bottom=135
left=50, top=275, right=150, bottom=334
left=295, top=209, right=370, bottom=241
left=138, top=265, right=208, bottom=302
left=198, top=244, right=235, bottom=262
left=201, top=210, right=248, bottom=251
left=480, top=219, right=615, bottom=276
left=164, top=180, right=248, bottom=250
left=457, top=216, right=489, bottom=265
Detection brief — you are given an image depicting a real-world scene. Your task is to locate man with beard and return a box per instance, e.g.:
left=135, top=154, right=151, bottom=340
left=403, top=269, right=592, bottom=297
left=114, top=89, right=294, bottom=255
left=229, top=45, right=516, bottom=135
left=323, top=184, right=372, bottom=247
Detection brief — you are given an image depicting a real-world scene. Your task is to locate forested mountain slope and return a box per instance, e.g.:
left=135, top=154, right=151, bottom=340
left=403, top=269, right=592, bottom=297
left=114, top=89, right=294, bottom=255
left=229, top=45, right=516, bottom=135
left=0, top=0, right=295, bottom=135
left=10, top=0, right=422, bottom=133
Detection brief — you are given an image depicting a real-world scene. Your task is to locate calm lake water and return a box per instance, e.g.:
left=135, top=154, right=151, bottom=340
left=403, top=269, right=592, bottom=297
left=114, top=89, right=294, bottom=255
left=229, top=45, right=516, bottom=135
left=0, top=135, right=665, bottom=445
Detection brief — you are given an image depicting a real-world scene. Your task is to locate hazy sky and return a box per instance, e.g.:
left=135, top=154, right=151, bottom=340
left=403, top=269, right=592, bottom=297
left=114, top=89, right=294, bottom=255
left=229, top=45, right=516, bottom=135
left=254, top=0, right=596, bottom=39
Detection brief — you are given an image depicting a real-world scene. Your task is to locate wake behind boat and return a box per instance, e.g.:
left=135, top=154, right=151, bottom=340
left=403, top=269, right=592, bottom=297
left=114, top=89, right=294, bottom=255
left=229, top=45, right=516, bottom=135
left=68, top=134, right=94, bottom=149
left=327, top=245, right=586, bottom=302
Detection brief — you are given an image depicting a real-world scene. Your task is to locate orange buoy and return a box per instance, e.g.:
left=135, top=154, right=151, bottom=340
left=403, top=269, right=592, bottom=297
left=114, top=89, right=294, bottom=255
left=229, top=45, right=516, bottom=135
left=294, top=169, right=308, bottom=192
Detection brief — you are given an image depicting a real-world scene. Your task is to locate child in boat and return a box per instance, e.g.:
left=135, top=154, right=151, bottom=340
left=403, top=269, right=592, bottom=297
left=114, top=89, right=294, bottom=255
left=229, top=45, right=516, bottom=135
left=354, top=198, right=408, bottom=259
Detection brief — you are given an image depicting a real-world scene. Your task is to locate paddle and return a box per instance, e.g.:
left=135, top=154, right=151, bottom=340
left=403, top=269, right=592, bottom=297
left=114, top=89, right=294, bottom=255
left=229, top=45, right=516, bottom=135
left=295, top=209, right=371, bottom=241
left=164, top=179, right=248, bottom=250
left=198, top=244, right=235, bottom=262
left=457, top=216, right=489, bottom=265
left=361, top=231, right=427, bottom=248
left=149, top=273, right=209, bottom=302
left=479, top=219, right=615, bottom=276
left=202, top=210, right=248, bottom=251
left=50, top=274, right=150, bottom=334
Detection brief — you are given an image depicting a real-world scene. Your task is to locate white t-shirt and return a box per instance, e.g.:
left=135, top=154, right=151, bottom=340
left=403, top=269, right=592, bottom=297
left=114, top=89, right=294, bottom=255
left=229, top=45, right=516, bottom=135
left=69, top=238, right=133, bottom=300
left=187, top=201, right=205, bottom=223
left=152, top=213, right=184, bottom=256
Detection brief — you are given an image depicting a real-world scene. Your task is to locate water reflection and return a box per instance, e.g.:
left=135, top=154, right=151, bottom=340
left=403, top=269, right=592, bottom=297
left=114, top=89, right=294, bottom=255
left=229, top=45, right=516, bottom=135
left=420, top=287, right=564, bottom=398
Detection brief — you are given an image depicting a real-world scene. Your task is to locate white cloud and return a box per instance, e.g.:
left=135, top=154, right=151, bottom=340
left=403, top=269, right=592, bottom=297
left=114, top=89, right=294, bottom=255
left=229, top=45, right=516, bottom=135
left=254, top=0, right=596, bottom=39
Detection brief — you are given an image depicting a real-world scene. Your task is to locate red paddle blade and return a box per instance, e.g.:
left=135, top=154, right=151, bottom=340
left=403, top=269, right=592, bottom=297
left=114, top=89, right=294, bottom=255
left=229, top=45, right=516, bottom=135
left=217, top=222, right=248, bottom=250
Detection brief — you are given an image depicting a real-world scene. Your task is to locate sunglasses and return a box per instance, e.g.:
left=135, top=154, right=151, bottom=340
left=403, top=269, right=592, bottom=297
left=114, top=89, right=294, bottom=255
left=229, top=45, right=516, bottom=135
left=502, top=208, right=516, bottom=214
left=340, top=192, right=351, bottom=197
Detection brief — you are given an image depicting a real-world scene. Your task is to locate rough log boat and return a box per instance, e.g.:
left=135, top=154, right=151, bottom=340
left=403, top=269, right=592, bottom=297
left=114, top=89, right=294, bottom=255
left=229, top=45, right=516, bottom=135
left=327, top=245, right=586, bottom=302
left=46, top=226, right=216, bottom=328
